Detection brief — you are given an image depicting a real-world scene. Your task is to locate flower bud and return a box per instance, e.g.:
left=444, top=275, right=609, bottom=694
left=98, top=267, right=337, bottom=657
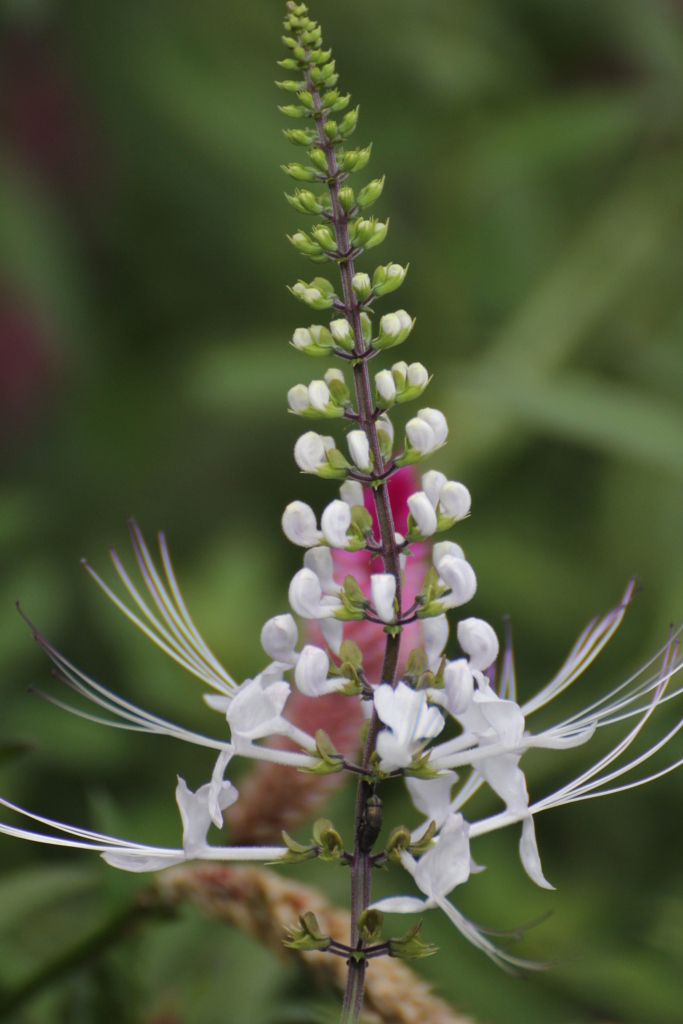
left=282, top=163, right=318, bottom=182
left=457, top=618, right=499, bottom=671
left=443, top=659, right=474, bottom=715
left=321, top=499, right=352, bottom=548
left=338, top=186, right=355, bottom=213
left=340, top=480, right=364, bottom=508
left=438, top=556, right=477, bottom=607
left=417, top=408, right=448, bottom=448
left=432, top=541, right=465, bottom=573
left=290, top=278, right=337, bottom=310
left=407, top=362, right=428, bottom=387
left=439, top=481, right=471, bottom=521
left=347, top=430, right=371, bottom=472
left=329, top=317, right=354, bottom=352
left=422, top=470, right=447, bottom=509
left=261, top=614, right=298, bottom=663
left=338, top=105, right=359, bottom=136
left=324, top=367, right=345, bottom=385
left=371, top=573, right=396, bottom=623
left=407, top=491, right=438, bottom=538
left=294, top=432, right=329, bottom=473
left=352, top=272, right=372, bottom=301
left=295, top=644, right=332, bottom=697
left=282, top=500, right=323, bottom=547
left=374, top=369, right=397, bottom=406
left=373, top=262, right=408, bottom=297
left=310, top=223, right=336, bottom=250
left=375, top=310, right=413, bottom=350
left=405, top=417, right=436, bottom=455
left=356, top=176, right=385, bottom=209
left=420, top=614, right=449, bottom=671
left=308, top=379, right=332, bottom=413
left=377, top=412, right=394, bottom=443
left=365, top=219, right=389, bottom=249
left=287, top=384, right=311, bottom=414
left=308, top=147, right=328, bottom=172
left=289, top=231, right=323, bottom=257
left=391, top=361, right=408, bottom=390
left=359, top=312, right=372, bottom=345
left=308, top=325, right=333, bottom=348
left=289, top=568, right=331, bottom=619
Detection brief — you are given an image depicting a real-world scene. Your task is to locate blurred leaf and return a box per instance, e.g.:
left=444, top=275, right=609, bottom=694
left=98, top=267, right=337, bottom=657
left=0, top=865, right=100, bottom=937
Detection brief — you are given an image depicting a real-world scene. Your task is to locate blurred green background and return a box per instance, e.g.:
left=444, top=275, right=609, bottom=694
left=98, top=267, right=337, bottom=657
left=1, top=0, right=683, bottom=1020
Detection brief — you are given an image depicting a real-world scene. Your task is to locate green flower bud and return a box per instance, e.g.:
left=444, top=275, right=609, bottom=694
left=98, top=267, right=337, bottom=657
left=290, top=325, right=333, bottom=357
left=357, top=909, right=383, bottom=944
left=391, top=360, right=408, bottom=392
left=373, top=262, right=408, bottom=296
left=284, top=912, right=332, bottom=952
left=329, top=317, right=355, bottom=352
left=360, top=311, right=372, bottom=345
left=356, top=176, right=385, bottom=209
left=277, top=57, right=300, bottom=69
left=285, top=189, right=325, bottom=215
left=385, top=824, right=411, bottom=862
left=338, top=144, right=372, bottom=174
left=329, top=92, right=351, bottom=111
left=276, top=79, right=306, bottom=92
left=278, top=104, right=311, bottom=120
left=365, top=219, right=389, bottom=249
left=289, top=277, right=337, bottom=310
left=338, top=186, right=355, bottom=213
left=283, top=127, right=316, bottom=146
left=289, top=230, right=323, bottom=257
left=309, top=47, right=332, bottom=64
left=296, top=90, right=315, bottom=110
left=320, top=59, right=337, bottom=80
left=373, top=309, right=414, bottom=350
left=350, top=218, right=376, bottom=248
left=323, top=120, right=338, bottom=141
left=395, top=362, right=430, bottom=403
left=281, top=35, right=298, bottom=49
left=308, top=147, right=329, bottom=172
left=338, top=106, right=359, bottom=137
left=282, top=162, right=319, bottom=181
left=352, top=272, right=372, bottom=301
left=310, top=223, right=336, bottom=250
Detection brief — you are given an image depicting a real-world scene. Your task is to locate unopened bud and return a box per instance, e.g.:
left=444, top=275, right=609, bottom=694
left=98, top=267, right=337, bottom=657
left=287, top=383, right=311, bottom=414
left=407, top=491, right=438, bottom=538
left=329, top=317, right=355, bottom=352
left=338, top=186, right=355, bottom=213
left=371, top=573, right=396, bottom=623
left=308, top=379, right=332, bottom=413
left=321, top=499, right=352, bottom=548
left=374, top=369, right=396, bottom=407
left=282, top=500, right=323, bottom=547
left=457, top=617, right=499, bottom=671
left=373, top=262, right=408, bottom=296
left=439, top=480, right=471, bottom=521
left=356, top=176, right=385, bottom=209
left=347, top=430, right=371, bottom=472
left=352, top=272, right=372, bottom=301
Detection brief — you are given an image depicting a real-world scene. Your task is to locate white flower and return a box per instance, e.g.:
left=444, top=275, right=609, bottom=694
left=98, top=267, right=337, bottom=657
left=439, top=481, right=471, bottom=521
left=458, top=617, right=499, bottom=671
left=347, top=430, right=371, bottom=471
left=340, top=480, right=364, bottom=508
left=294, top=432, right=330, bottom=473
left=287, top=384, right=310, bottom=413
left=176, top=766, right=238, bottom=858
left=407, top=491, right=438, bottom=537
left=294, top=644, right=344, bottom=697
left=371, top=573, right=396, bottom=623
left=374, top=681, right=445, bottom=770
left=352, top=272, right=371, bottom=299
left=438, top=555, right=477, bottom=608
left=380, top=309, right=412, bottom=339
left=329, top=317, right=353, bottom=344
left=224, top=675, right=291, bottom=745
left=324, top=367, right=345, bottom=385
left=260, top=614, right=298, bottom=664
left=440, top=659, right=475, bottom=716
left=417, top=408, right=448, bottom=448
left=432, top=540, right=465, bottom=570
left=420, top=614, right=449, bottom=671
left=321, top=499, right=352, bottom=549
left=303, top=546, right=341, bottom=595
left=407, top=362, right=429, bottom=387
left=405, top=416, right=436, bottom=454
left=308, top=379, right=332, bottom=412
left=291, top=326, right=314, bottom=351
left=288, top=567, right=339, bottom=619
left=318, top=616, right=344, bottom=656
left=281, top=501, right=323, bottom=547
left=422, top=470, right=447, bottom=509
left=375, top=369, right=397, bottom=404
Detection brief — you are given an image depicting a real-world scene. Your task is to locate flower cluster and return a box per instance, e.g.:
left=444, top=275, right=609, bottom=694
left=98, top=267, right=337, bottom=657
left=2, top=3, right=683, bottom=1013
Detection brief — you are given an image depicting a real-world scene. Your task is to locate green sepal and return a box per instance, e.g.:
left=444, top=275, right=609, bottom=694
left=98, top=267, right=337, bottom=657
left=338, top=106, right=359, bottom=137
left=284, top=911, right=332, bottom=952
left=417, top=601, right=446, bottom=619
left=403, top=752, right=440, bottom=780
left=281, top=35, right=298, bottom=49
left=276, top=79, right=306, bottom=92
left=309, top=728, right=344, bottom=771
left=368, top=749, right=390, bottom=780
left=277, top=57, right=301, bottom=70
left=343, top=574, right=370, bottom=608
left=308, top=147, right=329, bottom=172
left=394, top=442, right=422, bottom=467
left=289, top=277, right=338, bottom=309
left=409, top=820, right=437, bottom=857
left=356, top=176, right=385, bottom=209
left=404, top=647, right=428, bottom=685
left=274, top=830, right=319, bottom=864
left=333, top=605, right=366, bottom=622
left=338, top=186, right=355, bottom=213
left=383, top=622, right=402, bottom=637
left=279, top=105, right=313, bottom=119
left=283, top=127, right=317, bottom=146
left=339, top=675, right=362, bottom=696
left=358, top=909, right=384, bottom=944
left=323, top=120, right=338, bottom=141
left=376, top=427, right=393, bottom=462
left=431, top=657, right=446, bottom=690
left=312, top=818, right=344, bottom=861
left=389, top=921, right=437, bottom=960
left=327, top=379, right=350, bottom=406
left=296, top=90, right=315, bottom=110
left=385, top=824, right=411, bottom=863
left=338, top=144, right=372, bottom=173
left=435, top=512, right=456, bottom=532
left=285, top=189, right=326, bottom=215
left=309, top=47, right=332, bottom=64
left=282, top=162, right=319, bottom=181
left=350, top=504, right=373, bottom=536
left=359, top=716, right=372, bottom=747
left=339, top=639, right=362, bottom=668
left=326, top=447, right=352, bottom=471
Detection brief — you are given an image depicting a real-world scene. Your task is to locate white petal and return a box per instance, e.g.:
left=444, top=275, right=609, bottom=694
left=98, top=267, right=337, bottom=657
left=340, top=480, right=364, bottom=508
left=405, top=417, right=435, bottom=454
left=369, top=896, right=429, bottom=914
left=519, top=817, right=555, bottom=890
left=442, top=660, right=474, bottom=715
left=371, top=573, right=396, bottom=623
left=294, top=432, right=327, bottom=473
left=407, top=491, right=438, bottom=537
left=375, top=369, right=397, bottom=402
left=318, top=616, right=343, bottom=656
left=439, top=557, right=477, bottom=607
left=303, top=546, right=340, bottom=595
left=432, top=541, right=465, bottom=573
left=417, top=408, right=448, bottom=447
left=347, top=430, right=371, bottom=471
left=458, top=618, right=499, bottom=671
left=405, top=771, right=457, bottom=830
left=439, top=481, right=471, bottom=521
left=422, top=470, right=447, bottom=509
left=308, top=379, right=331, bottom=412
left=414, top=812, right=470, bottom=899
left=420, top=615, right=449, bottom=672
left=101, top=851, right=186, bottom=872
left=289, top=567, right=328, bottom=619
left=287, top=384, right=310, bottom=413
left=261, top=614, right=298, bottom=663
left=321, top=499, right=352, bottom=548
left=295, top=645, right=333, bottom=697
